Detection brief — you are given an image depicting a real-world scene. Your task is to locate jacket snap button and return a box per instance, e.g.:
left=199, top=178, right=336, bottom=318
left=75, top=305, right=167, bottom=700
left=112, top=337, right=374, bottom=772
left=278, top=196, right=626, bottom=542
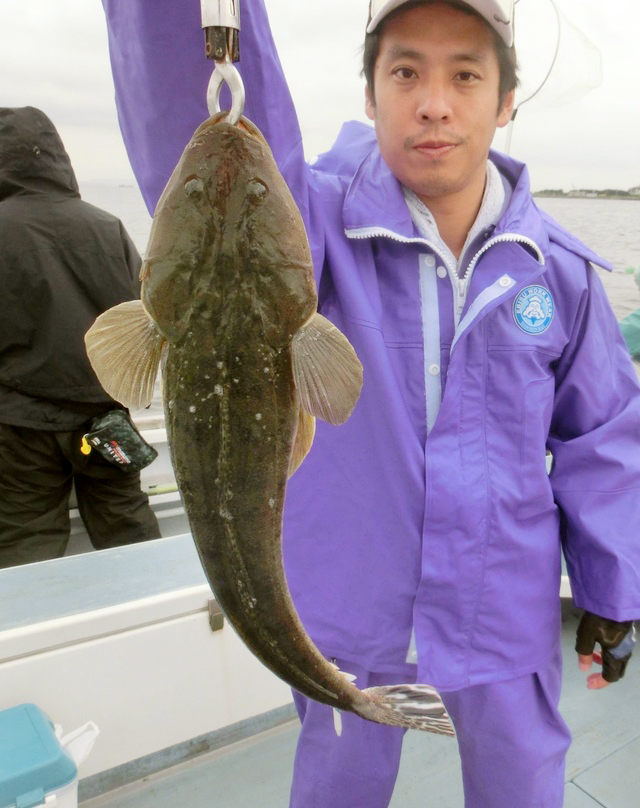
left=437, top=266, right=447, bottom=279
left=429, top=364, right=440, bottom=376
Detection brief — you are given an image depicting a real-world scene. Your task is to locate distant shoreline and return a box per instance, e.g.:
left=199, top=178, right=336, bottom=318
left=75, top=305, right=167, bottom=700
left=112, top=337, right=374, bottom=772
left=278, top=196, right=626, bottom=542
left=534, top=192, right=640, bottom=201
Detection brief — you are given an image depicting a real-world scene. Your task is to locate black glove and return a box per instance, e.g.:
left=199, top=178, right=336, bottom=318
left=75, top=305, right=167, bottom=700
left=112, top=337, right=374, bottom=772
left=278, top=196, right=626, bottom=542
left=575, top=611, right=636, bottom=683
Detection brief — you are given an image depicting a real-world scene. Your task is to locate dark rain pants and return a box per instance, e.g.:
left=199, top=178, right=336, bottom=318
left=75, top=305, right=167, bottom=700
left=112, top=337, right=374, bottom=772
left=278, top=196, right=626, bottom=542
left=0, top=423, right=161, bottom=569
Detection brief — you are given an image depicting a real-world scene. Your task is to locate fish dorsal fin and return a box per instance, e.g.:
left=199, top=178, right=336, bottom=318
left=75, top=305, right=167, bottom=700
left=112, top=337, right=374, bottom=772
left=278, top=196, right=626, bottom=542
left=291, top=313, right=363, bottom=426
left=85, top=300, right=167, bottom=411
left=288, top=407, right=316, bottom=477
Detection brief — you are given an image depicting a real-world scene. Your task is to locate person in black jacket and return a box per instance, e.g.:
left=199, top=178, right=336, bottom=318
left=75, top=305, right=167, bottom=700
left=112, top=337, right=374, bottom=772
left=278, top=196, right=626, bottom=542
left=0, top=106, right=160, bottom=568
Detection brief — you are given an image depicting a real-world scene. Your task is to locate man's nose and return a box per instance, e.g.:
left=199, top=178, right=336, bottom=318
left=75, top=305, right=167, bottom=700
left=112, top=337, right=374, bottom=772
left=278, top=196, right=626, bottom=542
left=415, top=79, right=452, bottom=123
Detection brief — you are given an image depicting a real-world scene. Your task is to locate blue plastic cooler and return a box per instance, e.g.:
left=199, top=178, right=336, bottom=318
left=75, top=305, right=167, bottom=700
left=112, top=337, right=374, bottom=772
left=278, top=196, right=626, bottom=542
left=0, top=704, right=77, bottom=808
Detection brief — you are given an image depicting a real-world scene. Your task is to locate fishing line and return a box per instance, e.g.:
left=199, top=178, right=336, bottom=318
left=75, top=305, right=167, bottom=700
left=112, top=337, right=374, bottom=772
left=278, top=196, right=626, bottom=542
left=504, top=0, right=561, bottom=154
left=504, top=0, right=603, bottom=155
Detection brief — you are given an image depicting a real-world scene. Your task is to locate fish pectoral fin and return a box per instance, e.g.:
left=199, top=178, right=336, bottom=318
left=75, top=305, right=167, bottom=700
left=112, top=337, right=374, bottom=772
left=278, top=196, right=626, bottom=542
left=85, top=300, right=167, bottom=411
left=288, top=408, right=316, bottom=477
left=291, top=313, right=363, bottom=426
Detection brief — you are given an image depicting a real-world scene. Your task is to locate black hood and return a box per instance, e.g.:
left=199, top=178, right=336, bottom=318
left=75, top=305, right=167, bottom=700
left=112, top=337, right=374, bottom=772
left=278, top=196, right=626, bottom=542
left=0, top=106, right=80, bottom=201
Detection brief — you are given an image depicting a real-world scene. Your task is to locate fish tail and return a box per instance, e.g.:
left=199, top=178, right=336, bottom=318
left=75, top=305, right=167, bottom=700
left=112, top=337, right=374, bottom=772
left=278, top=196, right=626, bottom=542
left=85, top=300, right=167, bottom=411
left=358, top=684, right=455, bottom=736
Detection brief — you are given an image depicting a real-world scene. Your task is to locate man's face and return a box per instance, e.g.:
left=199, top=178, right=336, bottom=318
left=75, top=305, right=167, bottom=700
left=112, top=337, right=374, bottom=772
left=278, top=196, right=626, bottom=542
left=365, top=2, right=514, bottom=208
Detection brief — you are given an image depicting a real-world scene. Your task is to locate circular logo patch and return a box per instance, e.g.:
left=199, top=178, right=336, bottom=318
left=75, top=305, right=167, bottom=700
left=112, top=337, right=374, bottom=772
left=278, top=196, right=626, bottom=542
left=513, top=286, right=555, bottom=335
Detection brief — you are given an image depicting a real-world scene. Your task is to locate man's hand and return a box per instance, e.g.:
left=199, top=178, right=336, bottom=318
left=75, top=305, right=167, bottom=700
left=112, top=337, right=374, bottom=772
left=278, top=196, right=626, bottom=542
left=576, top=611, right=636, bottom=689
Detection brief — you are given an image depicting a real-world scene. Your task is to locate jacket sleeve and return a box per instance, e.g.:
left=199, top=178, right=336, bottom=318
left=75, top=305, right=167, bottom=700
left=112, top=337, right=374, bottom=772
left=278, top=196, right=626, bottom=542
left=101, top=0, right=311, bottom=232
left=548, top=264, right=640, bottom=621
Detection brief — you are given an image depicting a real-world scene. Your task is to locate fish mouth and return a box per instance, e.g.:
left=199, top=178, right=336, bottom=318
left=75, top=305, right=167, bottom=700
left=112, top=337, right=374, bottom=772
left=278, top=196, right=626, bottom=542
left=196, top=111, right=268, bottom=146
left=236, top=117, right=269, bottom=146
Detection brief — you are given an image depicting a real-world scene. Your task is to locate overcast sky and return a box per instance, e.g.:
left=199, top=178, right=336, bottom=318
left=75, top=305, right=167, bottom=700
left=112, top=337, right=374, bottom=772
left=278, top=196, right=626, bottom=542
left=1, top=0, right=639, bottom=193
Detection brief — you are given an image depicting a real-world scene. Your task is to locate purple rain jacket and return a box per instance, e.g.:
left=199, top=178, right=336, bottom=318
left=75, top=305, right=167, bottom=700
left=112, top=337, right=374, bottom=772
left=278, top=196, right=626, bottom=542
left=102, top=0, right=640, bottom=690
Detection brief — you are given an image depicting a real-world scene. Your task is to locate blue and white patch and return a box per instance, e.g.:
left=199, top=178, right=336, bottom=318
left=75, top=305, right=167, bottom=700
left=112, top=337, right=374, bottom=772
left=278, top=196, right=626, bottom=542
left=513, top=286, right=555, bottom=335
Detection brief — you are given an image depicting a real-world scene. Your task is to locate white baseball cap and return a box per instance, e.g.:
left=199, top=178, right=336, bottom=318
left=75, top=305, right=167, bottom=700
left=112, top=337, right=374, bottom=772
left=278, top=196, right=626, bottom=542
left=366, top=0, right=515, bottom=47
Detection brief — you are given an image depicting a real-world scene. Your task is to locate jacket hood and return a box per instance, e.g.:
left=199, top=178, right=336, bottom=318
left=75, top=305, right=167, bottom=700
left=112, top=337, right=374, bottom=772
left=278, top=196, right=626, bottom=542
left=0, top=107, right=80, bottom=201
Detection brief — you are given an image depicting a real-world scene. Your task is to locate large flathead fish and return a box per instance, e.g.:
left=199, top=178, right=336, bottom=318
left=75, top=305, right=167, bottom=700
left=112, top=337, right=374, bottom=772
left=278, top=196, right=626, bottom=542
left=85, top=113, right=453, bottom=736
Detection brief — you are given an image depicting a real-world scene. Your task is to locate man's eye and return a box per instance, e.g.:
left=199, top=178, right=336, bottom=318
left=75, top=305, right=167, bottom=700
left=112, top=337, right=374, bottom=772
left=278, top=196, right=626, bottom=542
left=393, top=67, right=416, bottom=80
left=457, top=71, right=478, bottom=82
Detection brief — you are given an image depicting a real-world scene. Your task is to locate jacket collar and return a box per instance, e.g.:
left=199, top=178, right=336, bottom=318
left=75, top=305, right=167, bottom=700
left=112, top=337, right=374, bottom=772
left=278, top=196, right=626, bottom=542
left=340, top=127, right=542, bottom=246
left=333, top=121, right=610, bottom=272
left=342, top=130, right=415, bottom=239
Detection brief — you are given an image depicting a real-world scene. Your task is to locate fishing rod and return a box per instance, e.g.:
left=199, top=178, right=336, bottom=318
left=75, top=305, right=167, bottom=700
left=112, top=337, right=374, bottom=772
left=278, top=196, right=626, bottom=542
left=201, top=0, right=246, bottom=123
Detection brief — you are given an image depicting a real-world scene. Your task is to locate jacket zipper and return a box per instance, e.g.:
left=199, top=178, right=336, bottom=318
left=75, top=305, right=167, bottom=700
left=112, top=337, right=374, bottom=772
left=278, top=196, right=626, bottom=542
left=453, top=233, right=545, bottom=323
left=454, top=276, right=469, bottom=320
left=346, top=227, right=545, bottom=324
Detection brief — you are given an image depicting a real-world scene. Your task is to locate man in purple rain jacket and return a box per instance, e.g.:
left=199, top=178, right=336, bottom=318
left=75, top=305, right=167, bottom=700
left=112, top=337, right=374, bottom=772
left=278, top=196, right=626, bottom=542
left=102, top=0, right=640, bottom=805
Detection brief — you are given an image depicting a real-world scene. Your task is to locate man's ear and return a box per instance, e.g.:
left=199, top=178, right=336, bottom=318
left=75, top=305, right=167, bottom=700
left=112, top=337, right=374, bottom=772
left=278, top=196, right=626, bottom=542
left=365, top=84, right=376, bottom=121
left=497, top=89, right=515, bottom=128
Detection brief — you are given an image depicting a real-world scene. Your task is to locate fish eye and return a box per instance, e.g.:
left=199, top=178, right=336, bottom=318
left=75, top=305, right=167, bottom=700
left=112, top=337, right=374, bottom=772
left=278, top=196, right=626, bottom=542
left=184, top=176, right=205, bottom=197
left=247, top=179, right=268, bottom=203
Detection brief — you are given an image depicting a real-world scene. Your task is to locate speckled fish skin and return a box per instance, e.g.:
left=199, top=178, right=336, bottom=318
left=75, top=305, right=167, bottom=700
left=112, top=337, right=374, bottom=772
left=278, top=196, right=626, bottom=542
left=135, top=113, right=452, bottom=734
left=144, top=112, right=357, bottom=705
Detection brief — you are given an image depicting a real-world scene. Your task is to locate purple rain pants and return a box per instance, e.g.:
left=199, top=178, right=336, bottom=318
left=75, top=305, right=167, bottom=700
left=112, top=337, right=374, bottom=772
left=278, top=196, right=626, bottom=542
left=289, top=650, right=571, bottom=808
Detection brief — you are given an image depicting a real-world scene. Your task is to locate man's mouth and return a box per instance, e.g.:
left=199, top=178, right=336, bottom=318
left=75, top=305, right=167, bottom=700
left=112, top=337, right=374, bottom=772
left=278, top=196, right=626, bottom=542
left=412, top=140, right=459, bottom=158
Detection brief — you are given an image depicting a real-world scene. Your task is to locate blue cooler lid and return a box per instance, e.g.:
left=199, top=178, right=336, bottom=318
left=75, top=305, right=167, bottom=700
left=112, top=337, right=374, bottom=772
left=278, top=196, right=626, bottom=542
left=0, top=704, right=77, bottom=808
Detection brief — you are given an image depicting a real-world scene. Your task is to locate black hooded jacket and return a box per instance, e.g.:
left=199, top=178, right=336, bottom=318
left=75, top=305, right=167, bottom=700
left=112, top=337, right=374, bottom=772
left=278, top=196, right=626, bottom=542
left=0, top=107, right=142, bottom=430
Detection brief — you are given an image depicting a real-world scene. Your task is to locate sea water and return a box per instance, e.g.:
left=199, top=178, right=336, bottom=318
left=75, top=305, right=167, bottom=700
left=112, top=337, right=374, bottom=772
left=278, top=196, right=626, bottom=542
left=536, top=196, right=640, bottom=273
left=81, top=182, right=152, bottom=256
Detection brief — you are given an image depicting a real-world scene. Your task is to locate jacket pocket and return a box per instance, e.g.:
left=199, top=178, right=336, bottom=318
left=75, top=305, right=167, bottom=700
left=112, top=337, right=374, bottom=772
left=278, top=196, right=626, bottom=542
left=517, top=377, right=557, bottom=521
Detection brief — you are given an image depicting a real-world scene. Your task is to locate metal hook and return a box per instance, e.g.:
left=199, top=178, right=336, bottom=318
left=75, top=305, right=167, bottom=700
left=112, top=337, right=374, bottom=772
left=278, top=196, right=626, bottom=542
left=207, top=57, right=245, bottom=124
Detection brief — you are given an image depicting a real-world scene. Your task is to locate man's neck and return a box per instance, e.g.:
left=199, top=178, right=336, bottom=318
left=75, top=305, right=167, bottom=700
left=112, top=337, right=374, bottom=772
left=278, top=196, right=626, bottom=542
left=404, top=161, right=510, bottom=276
left=416, top=173, right=487, bottom=260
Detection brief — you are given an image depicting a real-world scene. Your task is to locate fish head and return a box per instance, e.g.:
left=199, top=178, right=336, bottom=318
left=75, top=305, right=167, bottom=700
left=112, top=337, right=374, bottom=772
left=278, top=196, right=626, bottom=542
left=141, top=113, right=316, bottom=345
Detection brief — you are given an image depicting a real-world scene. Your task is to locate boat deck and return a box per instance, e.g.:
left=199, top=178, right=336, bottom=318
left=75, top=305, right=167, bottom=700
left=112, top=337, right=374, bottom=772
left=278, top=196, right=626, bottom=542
left=81, top=604, right=640, bottom=808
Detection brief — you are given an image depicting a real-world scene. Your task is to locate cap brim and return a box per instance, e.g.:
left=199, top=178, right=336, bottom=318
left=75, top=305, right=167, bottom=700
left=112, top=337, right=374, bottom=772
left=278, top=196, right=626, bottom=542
left=367, top=0, right=514, bottom=47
